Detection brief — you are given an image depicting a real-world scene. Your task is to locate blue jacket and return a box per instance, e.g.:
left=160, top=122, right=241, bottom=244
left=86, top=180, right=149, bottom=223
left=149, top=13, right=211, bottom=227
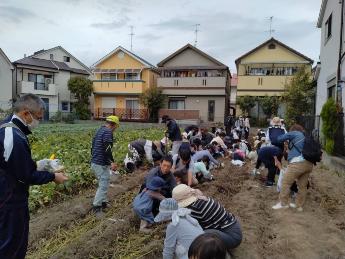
left=166, top=120, right=182, bottom=142
left=277, top=131, right=305, bottom=162
left=0, top=117, right=55, bottom=208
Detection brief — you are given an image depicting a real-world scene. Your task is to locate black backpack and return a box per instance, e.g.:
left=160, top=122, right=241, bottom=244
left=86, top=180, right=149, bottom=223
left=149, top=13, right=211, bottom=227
left=292, top=136, right=322, bottom=164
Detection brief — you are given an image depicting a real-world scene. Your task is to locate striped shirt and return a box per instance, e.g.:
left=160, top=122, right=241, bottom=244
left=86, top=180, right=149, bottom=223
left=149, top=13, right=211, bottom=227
left=91, top=126, right=114, bottom=166
left=187, top=197, right=236, bottom=230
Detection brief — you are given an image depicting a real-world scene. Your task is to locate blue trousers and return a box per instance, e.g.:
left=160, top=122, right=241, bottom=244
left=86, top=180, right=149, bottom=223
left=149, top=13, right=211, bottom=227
left=0, top=206, right=29, bottom=259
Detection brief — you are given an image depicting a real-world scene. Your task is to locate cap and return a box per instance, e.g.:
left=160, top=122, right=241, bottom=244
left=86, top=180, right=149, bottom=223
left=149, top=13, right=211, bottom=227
left=106, top=115, right=120, bottom=125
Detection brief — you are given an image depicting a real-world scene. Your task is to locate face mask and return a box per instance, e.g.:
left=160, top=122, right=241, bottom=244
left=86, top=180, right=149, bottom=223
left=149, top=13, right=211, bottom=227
left=28, top=112, right=40, bottom=130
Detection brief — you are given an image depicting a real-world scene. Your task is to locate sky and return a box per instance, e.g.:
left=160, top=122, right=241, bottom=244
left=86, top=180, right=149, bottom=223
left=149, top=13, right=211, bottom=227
left=0, top=0, right=322, bottom=72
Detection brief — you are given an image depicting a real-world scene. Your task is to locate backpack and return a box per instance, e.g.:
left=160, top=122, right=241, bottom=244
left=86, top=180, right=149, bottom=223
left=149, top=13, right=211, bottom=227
left=293, top=136, right=322, bottom=164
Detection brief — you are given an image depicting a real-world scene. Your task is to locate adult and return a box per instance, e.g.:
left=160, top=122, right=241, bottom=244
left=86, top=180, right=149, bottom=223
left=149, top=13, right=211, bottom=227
left=173, top=184, right=242, bottom=250
left=253, top=146, right=282, bottom=187
left=124, top=139, right=163, bottom=172
left=0, top=94, right=68, bottom=259
left=266, top=117, right=287, bottom=151
left=91, top=115, right=119, bottom=216
left=192, top=148, right=220, bottom=167
left=234, top=116, right=244, bottom=139
left=244, top=116, right=250, bottom=140
left=141, top=155, right=176, bottom=215
left=200, top=128, right=214, bottom=147
left=172, top=149, right=197, bottom=186
left=211, top=132, right=228, bottom=151
left=224, top=115, right=235, bottom=136
left=162, top=115, right=182, bottom=156
left=272, top=124, right=313, bottom=211
left=188, top=233, right=231, bottom=259
left=185, top=125, right=199, bottom=140
left=154, top=198, right=204, bottom=259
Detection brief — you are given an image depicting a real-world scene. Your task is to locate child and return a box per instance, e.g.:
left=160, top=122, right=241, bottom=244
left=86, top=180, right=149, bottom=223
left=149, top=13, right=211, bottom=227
left=133, top=176, right=166, bottom=233
left=193, top=156, right=213, bottom=182
left=173, top=169, right=188, bottom=185
left=233, top=144, right=245, bottom=161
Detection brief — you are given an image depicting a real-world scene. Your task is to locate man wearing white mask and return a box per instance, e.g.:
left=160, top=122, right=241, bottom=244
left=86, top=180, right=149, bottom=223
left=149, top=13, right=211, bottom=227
left=0, top=94, right=68, bottom=259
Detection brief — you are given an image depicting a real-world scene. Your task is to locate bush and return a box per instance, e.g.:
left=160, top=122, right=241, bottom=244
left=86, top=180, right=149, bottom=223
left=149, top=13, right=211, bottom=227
left=320, top=98, right=339, bottom=154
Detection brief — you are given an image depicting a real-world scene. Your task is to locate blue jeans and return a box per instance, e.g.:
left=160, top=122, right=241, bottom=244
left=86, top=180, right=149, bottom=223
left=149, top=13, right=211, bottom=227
left=91, top=163, right=110, bottom=207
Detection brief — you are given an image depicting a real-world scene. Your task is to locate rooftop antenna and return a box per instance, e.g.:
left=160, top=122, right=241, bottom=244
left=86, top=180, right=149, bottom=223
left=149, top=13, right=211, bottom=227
left=194, top=23, right=200, bottom=47
left=129, top=26, right=134, bottom=51
left=265, top=16, right=275, bottom=37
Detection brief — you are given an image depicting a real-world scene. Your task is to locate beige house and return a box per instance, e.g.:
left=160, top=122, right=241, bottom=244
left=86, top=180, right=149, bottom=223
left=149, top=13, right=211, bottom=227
left=13, top=46, right=91, bottom=120
left=0, top=48, right=14, bottom=110
left=157, top=44, right=231, bottom=124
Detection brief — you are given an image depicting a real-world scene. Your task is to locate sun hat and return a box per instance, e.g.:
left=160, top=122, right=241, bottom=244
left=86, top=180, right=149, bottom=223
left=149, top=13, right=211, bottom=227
left=146, top=176, right=166, bottom=191
left=106, top=115, right=120, bottom=125
left=172, top=184, right=206, bottom=208
left=271, top=117, right=281, bottom=126
left=154, top=198, right=178, bottom=223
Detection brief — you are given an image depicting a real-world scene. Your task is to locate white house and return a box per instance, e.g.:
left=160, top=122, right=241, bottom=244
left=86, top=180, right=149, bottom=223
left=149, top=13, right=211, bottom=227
left=0, top=48, right=14, bottom=110
left=316, top=0, right=345, bottom=115
left=13, top=46, right=91, bottom=120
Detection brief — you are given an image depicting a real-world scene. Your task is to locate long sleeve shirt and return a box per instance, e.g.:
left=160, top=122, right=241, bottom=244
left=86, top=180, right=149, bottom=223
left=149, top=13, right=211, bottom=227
left=193, top=162, right=211, bottom=179
left=91, top=126, right=114, bottom=166
left=192, top=150, right=219, bottom=165
left=163, top=218, right=204, bottom=259
left=211, top=136, right=227, bottom=149
left=277, top=131, right=305, bottom=162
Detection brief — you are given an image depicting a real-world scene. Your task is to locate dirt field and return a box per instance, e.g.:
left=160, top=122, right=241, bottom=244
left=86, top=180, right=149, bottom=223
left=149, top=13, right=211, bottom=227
left=27, top=160, right=345, bottom=259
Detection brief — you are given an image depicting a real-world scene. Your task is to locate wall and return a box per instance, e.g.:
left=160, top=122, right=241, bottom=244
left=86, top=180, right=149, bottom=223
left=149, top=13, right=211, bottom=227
left=185, top=96, right=225, bottom=123
left=163, top=48, right=219, bottom=67
left=316, top=0, right=341, bottom=115
left=0, top=55, right=13, bottom=109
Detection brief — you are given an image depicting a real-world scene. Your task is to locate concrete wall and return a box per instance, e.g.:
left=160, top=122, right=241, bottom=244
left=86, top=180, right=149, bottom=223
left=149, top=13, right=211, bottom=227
left=0, top=54, right=13, bottom=109
left=316, top=0, right=341, bottom=115
left=185, top=96, right=225, bottom=123
left=164, top=48, right=219, bottom=67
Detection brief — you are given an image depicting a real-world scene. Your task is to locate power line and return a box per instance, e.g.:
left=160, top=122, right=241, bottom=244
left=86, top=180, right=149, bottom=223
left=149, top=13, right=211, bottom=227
left=194, top=24, right=200, bottom=47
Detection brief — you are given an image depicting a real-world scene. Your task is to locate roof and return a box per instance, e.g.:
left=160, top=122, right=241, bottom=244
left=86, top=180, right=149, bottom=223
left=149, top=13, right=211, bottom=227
left=29, top=46, right=92, bottom=74
left=317, top=0, right=328, bottom=28
left=158, top=65, right=228, bottom=71
left=13, top=57, right=90, bottom=75
left=235, top=37, right=314, bottom=66
left=0, top=48, right=14, bottom=69
left=157, top=44, right=227, bottom=68
left=91, top=46, right=156, bottom=69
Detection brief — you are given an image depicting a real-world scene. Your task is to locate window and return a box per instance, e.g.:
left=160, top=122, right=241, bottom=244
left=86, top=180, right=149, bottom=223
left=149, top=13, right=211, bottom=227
left=168, top=99, right=185, bottom=110
left=63, top=56, right=70, bottom=62
left=102, top=73, right=110, bottom=80
left=28, top=73, right=52, bottom=90
left=325, top=13, right=332, bottom=41
left=328, top=86, right=336, bottom=99
left=125, top=73, right=139, bottom=80
left=61, top=102, right=69, bottom=111
left=268, top=43, right=276, bottom=49
left=50, top=54, right=54, bottom=60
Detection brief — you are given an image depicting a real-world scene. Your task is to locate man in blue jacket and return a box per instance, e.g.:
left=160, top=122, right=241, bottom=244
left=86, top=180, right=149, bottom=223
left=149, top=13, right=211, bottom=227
left=161, top=115, right=182, bottom=156
left=0, top=94, right=68, bottom=259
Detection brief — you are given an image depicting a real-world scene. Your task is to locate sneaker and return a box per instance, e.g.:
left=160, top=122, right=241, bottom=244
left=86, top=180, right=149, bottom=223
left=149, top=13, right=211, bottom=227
left=272, top=202, right=289, bottom=210
left=265, top=182, right=274, bottom=188
left=289, top=203, right=297, bottom=208
left=102, top=202, right=110, bottom=210
left=92, top=206, right=104, bottom=219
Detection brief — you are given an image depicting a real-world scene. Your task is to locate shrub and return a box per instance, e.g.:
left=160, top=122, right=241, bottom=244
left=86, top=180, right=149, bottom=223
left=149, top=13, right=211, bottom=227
left=320, top=98, right=339, bottom=154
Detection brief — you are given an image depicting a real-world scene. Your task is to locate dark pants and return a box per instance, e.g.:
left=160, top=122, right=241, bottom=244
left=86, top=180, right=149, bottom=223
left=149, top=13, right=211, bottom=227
left=205, top=220, right=242, bottom=250
left=0, top=206, right=29, bottom=259
left=244, top=127, right=249, bottom=140
left=267, top=163, right=278, bottom=184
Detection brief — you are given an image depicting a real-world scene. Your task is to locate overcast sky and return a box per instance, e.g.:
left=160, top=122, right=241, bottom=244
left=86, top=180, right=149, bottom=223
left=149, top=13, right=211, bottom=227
left=0, top=0, right=322, bottom=72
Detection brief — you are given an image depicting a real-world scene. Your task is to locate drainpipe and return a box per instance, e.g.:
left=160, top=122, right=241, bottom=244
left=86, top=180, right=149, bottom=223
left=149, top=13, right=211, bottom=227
left=337, top=0, right=344, bottom=106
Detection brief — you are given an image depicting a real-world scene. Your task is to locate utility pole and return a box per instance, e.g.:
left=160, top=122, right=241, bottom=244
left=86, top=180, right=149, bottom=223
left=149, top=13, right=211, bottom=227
left=194, top=24, right=200, bottom=47
left=129, top=26, right=134, bottom=51
left=266, top=16, right=275, bottom=37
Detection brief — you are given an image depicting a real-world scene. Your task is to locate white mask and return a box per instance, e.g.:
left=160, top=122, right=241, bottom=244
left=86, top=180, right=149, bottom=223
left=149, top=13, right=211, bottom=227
left=28, top=112, right=40, bottom=130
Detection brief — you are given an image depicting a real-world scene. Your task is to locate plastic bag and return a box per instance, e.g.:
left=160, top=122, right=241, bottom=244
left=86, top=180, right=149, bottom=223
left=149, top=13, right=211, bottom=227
left=37, top=159, right=64, bottom=173
left=277, top=168, right=286, bottom=192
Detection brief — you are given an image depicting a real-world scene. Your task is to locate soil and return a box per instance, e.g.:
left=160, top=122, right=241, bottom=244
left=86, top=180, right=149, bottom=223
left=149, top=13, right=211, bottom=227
left=27, top=160, right=345, bottom=259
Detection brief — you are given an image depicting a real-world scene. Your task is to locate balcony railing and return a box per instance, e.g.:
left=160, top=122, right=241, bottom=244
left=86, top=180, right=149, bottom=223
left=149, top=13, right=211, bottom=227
left=159, top=109, right=199, bottom=120
left=158, top=77, right=226, bottom=88
left=93, top=81, right=144, bottom=94
left=94, top=108, right=149, bottom=121
left=18, top=81, right=56, bottom=96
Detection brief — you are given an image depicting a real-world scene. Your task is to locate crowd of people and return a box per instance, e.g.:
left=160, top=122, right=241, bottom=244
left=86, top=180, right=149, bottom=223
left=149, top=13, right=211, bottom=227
left=0, top=93, right=321, bottom=259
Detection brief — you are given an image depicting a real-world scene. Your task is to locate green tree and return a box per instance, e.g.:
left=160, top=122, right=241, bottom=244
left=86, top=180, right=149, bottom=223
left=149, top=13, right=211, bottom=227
left=260, top=95, right=280, bottom=118
left=68, top=77, right=93, bottom=120
left=139, top=85, right=166, bottom=122
left=320, top=98, right=339, bottom=154
left=282, top=66, right=315, bottom=125
left=237, top=95, right=256, bottom=116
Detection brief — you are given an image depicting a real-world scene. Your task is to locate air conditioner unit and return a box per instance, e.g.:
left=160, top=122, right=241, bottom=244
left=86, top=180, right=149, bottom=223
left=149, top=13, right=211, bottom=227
left=45, top=78, right=53, bottom=86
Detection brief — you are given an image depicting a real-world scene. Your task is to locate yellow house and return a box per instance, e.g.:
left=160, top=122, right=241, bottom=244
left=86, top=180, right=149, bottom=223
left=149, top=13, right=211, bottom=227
left=235, top=37, right=313, bottom=117
left=92, top=46, right=159, bottom=121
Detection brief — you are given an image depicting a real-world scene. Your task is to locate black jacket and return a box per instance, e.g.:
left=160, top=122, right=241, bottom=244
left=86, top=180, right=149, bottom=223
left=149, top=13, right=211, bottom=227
left=166, top=120, right=182, bottom=142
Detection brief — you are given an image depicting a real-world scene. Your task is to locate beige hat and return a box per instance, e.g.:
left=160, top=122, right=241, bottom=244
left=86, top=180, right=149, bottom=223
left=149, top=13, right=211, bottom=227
left=172, top=184, right=204, bottom=208
left=271, top=117, right=281, bottom=126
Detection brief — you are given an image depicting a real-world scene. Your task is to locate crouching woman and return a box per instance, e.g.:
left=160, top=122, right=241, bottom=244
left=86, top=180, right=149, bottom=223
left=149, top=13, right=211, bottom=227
left=172, top=184, right=242, bottom=250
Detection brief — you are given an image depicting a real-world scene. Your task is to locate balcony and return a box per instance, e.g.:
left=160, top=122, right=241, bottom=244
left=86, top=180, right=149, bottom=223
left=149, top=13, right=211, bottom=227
left=18, top=81, right=57, bottom=96
left=93, top=80, right=144, bottom=94
left=237, top=75, right=291, bottom=93
left=158, top=77, right=226, bottom=88
left=94, top=108, right=148, bottom=121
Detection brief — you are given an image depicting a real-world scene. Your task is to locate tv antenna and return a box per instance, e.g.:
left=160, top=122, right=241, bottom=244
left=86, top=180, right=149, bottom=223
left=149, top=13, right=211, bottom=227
left=265, top=16, right=275, bottom=37
left=194, top=23, right=200, bottom=47
left=129, top=26, right=134, bottom=51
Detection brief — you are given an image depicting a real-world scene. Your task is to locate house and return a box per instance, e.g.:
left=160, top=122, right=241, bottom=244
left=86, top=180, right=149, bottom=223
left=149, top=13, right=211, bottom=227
left=230, top=73, right=238, bottom=116
left=91, top=46, right=159, bottom=121
left=316, top=0, right=344, bottom=115
left=0, top=48, right=14, bottom=110
left=235, top=37, right=313, bottom=118
left=13, top=46, right=91, bottom=120
left=157, top=44, right=231, bottom=124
